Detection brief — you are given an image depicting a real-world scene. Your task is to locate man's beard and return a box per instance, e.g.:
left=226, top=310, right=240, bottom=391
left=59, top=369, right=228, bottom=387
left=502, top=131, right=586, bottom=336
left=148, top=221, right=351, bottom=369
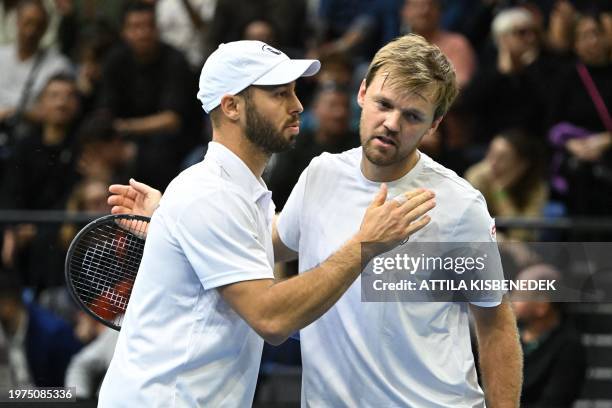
left=244, top=104, right=295, bottom=155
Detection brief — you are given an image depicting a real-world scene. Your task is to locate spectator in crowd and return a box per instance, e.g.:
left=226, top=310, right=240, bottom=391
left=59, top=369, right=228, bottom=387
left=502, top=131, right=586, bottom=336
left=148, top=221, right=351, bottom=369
left=461, top=7, right=558, bottom=152
left=0, top=0, right=72, bottom=126
left=75, top=111, right=135, bottom=185
left=1, top=0, right=62, bottom=49
left=74, top=36, right=114, bottom=115
left=65, top=325, right=118, bottom=400
left=151, top=0, right=216, bottom=70
left=545, top=0, right=577, bottom=54
left=265, top=82, right=359, bottom=210
left=310, top=0, right=401, bottom=64
left=242, top=17, right=277, bottom=46
left=548, top=11, right=612, bottom=218
left=512, top=264, right=587, bottom=407
left=465, top=129, right=548, bottom=241
left=207, top=0, right=308, bottom=57
left=58, top=177, right=113, bottom=251
left=97, top=1, right=195, bottom=189
left=1, top=73, right=80, bottom=287
left=0, top=272, right=83, bottom=387
left=401, top=0, right=477, bottom=87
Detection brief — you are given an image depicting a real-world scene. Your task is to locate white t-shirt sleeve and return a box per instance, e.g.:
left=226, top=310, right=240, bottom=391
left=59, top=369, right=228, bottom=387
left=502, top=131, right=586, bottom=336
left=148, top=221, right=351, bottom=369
left=174, top=190, right=274, bottom=289
left=452, top=195, right=503, bottom=307
left=276, top=166, right=309, bottom=252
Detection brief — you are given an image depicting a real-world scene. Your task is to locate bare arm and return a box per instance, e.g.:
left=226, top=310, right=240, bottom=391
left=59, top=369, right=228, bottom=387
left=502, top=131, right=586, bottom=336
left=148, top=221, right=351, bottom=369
left=219, top=186, right=435, bottom=345
left=470, top=300, right=523, bottom=408
left=114, top=111, right=181, bottom=136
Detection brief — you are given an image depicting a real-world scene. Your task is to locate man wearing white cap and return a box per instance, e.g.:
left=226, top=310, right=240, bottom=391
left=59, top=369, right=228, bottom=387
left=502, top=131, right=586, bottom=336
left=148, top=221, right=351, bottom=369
left=98, top=40, right=435, bottom=407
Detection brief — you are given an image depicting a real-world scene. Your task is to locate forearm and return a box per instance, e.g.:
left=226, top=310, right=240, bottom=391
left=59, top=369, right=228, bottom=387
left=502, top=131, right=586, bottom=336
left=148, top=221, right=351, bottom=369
left=253, top=236, right=362, bottom=343
left=475, top=302, right=523, bottom=408
left=115, top=111, right=181, bottom=136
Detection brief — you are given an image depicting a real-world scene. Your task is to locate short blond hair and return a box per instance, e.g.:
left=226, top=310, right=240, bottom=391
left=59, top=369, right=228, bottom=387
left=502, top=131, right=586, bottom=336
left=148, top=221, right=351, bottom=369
left=364, top=34, right=458, bottom=120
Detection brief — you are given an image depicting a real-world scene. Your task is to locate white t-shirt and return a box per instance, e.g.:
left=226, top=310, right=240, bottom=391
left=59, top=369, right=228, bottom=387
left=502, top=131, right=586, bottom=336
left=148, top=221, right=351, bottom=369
left=277, top=147, right=500, bottom=408
left=0, top=46, right=72, bottom=110
left=99, top=142, right=275, bottom=407
left=156, top=0, right=216, bottom=68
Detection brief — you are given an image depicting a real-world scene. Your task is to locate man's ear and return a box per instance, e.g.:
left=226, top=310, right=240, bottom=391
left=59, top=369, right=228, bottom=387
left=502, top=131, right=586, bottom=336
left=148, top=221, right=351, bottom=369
left=357, top=79, right=367, bottom=108
left=219, top=94, right=241, bottom=121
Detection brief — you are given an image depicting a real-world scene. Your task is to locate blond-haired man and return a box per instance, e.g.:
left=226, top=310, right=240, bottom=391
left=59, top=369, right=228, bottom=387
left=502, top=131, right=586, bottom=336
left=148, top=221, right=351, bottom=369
left=109, top=35, right=522, bottom=407
left=275, top=33, right=522, bottom=407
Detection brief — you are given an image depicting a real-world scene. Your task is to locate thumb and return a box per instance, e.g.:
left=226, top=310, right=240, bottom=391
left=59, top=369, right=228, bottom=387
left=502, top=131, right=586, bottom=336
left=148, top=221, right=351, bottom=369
left=370, top=183, right=388, bottom=208
left=129, top=178, right=150, bottom=195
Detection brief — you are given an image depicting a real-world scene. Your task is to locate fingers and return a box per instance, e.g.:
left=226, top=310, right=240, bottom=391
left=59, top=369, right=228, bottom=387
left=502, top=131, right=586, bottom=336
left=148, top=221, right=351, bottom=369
left=391, top=188, right=426, bottom=205
left=396, top=190, right=435, bottom=216
left=369, top=183, right=388, bottom=208
left=107, top=194, right=135, bottom=209
left=403, top=214, right=432, bottom=237
left=129, top=178, right=158, bottom=195
left=110, top=205, right=132, bottom=215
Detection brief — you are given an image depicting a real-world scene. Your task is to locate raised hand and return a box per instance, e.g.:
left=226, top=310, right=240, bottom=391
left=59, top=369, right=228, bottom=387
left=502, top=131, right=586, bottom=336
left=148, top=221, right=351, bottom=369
left=356, top=184, right=435, bottom=245
left=108, top=178, right=162, bottom=218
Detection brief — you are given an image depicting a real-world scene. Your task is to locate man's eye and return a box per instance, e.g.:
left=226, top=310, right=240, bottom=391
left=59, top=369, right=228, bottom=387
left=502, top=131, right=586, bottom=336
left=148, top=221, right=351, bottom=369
left=377, top=100, right=391, bottom=109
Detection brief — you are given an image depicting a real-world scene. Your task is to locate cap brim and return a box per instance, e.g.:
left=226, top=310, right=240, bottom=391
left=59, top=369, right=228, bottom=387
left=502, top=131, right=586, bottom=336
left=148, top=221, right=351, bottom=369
left=253, top=59, right=320, bottom=86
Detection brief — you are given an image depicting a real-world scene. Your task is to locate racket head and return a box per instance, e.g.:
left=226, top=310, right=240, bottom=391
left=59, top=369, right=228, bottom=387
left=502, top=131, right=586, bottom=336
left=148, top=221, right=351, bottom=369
left=65, top=214, right=150, bottom=330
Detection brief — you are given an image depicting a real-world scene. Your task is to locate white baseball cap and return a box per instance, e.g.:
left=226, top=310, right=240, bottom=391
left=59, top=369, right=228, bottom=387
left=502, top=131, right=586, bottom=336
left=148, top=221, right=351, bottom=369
left=197, top=41, right=321, bottom=113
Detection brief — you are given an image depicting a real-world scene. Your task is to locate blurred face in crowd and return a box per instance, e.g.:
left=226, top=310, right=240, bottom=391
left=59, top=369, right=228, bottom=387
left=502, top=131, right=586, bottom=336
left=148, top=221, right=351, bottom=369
left=243, top=20, right=276, bottom=45
left=313, top=89, right=351, bottom=144
left=16, top=2, right=48, bottom=52
left=39, top=79, right=80, bottom=126
left=358, top=72, right=441, bottom=169
left=486, top=135, right=527, bottom=187
left=81, top=180, right=112, bottom=213
left=574, top=16, right=610, bottom=66
left=122, top=10, right=159, bottom=59
left=500, top=20, right=539, bottom=59
left=240, top=82, right=304, bottom=154
left=402, top=0, right=440, bottom=35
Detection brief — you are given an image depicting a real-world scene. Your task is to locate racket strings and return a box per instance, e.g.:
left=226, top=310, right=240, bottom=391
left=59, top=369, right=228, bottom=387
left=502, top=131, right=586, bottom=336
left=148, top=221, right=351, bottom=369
left=68, top=218, right=148, bottom=326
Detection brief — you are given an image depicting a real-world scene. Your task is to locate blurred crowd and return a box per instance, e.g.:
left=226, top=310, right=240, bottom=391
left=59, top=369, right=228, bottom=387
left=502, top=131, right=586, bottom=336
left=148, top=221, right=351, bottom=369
left=0, top=0, right=610, bottom=404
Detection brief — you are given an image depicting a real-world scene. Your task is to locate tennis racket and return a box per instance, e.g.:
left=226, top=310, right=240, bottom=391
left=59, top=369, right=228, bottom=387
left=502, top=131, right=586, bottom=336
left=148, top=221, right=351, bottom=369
left=65, top=214, right=150, bottom=330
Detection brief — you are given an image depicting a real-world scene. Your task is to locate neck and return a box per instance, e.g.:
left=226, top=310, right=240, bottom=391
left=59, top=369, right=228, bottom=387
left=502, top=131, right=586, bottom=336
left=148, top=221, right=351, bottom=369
left=361, top=149, right=421, bottom=182
left=43, top=123, right=67, bottom=145
left=521, top=313, right=560, bottom=343
left=212, top=128, right=269, bottom=178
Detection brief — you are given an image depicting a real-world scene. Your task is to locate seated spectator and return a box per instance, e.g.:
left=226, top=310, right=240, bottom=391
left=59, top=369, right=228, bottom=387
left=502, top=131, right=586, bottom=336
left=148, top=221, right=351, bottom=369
left=97, top=2, right=196, bottom=189
left=548, top=11, right=612, bottom=219
left=265, top=82, right=359, bottom=210
left=461, top=7, right=559, bottom=151
left=75, top=112, right=136, bottom=185
left=58, top=178, right=112, bottom=251
left=309, top=0, right=400, bottom=65
left=512, top=264, right=586, bottom=408
left=65, top=325, right=118, bottom=400
left=401, top=0, right=476, bottom=87
left=152, top=0, right=216, bottom=70
left=207, top=0, right=308, bottom=58
left=0, top=0, right=72, bottom=129
left=1, top=0, right=62, bottom=49
left=1, top=73, right=80, bottom=288
left=0, top=272, right=83, bottom=386
left=242, top=17, right=278, bottom=46
left=465, top=129, right=548, bottom=241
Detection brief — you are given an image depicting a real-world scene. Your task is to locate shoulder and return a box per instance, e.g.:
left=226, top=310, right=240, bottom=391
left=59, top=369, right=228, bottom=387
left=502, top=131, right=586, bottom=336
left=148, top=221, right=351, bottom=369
left=421, top=153, right=484, bottom=203
left=306, top=146, right=361, bottom=176
left=162, top=162, right=257, bottom=220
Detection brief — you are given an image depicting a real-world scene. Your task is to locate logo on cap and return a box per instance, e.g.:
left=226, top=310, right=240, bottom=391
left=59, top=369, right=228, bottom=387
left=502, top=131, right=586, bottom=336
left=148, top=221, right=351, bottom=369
left=262, top=44, right=282, bottom=55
